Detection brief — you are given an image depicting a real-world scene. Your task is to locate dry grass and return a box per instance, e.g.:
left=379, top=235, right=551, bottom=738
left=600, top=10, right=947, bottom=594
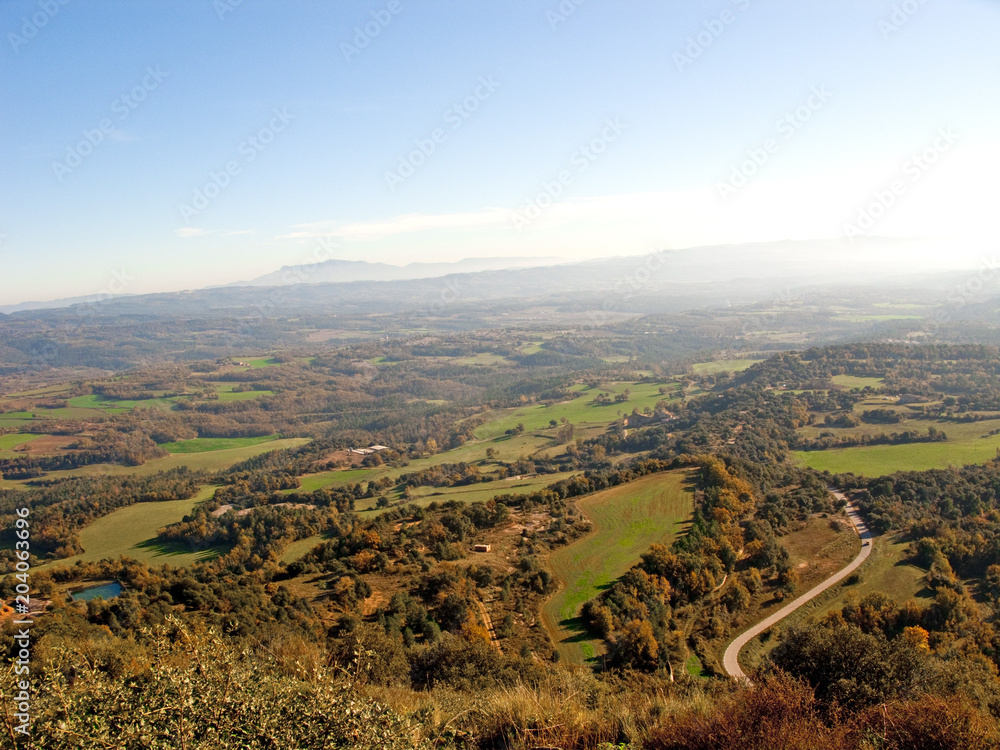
left=361, top=670, right=711, bottom=749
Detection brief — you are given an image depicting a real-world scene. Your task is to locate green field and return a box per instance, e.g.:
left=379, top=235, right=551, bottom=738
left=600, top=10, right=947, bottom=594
left=26, top=407, right=111, bottom=420
left=292, top=468, right=375, bottom=493
left=691, top=359, right=763, bottom=375
left=162, top=435, right=281, bottom=453
left=66, top=394, right=176, bottom=411
left=474, top=381, right=679, bottom=441
left=830, top=375, right=885, bottom=390
left=364, top=472, right=580, bottom=512
left=285, top=432, right=561, bottom=497
left=453, top=353, right=510, bottom=367
left=0, top=433, right=43, bottom=452
left=0, top=438, right=310, bottom=490
left=0, top=412, right=36, bottom=426
left=796, top=419, right=1000, bottom=476
left=215, top=389, right=274, bottom=402
left=235, top=357, right=281, bottom=368
left=38, top=485, right=223, bottom=570
left=67, top=395, right=114, bottom=408
left=542, top=470, right=695, bottom=665
left=279, top=534, right=328, bottom=564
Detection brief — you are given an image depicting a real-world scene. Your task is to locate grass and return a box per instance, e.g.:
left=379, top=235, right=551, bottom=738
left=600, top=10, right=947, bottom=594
left=67, top=395, right=112, bottom=408
left=795, top=432, right=1000, bottom=476
left=473, top=381, right=679, bottom=441
left=0, top=412, right=36, bottom=426
left=685, top=653, right=710, bottom=678
left=0, top=438, right=311, bottom=489
left=542, top=470, right=695, bottom=666
left=0, top=434, right=43, bottom=451
left=235, top=356, right=281, bottom=368
left=292, top=468, right=375, bottom=493
left=38, top=485, right=224, bottom=570
left=453, top=353, right=510, bottom=367
left=279, top=534, right=328, bottom=564
left=690, top=359, right=763, bottom=374
left=285, top=433, right=560, bottom=497
left=65, top=394, right=177, bottom=410
left=26, top=407, right=109, bottom=420
left=833, top=314, right=923, bottom=322
left=795, top=413, right=1000, bottom=477
left=215, top=389, right=274, bottom=402
left=161, top=435, right=280, bottom=453
left=360, top=472, right=581, bottom=513
left=740, top=531, right=927, bottom=670
left=830, top=375, right=885, bottom=389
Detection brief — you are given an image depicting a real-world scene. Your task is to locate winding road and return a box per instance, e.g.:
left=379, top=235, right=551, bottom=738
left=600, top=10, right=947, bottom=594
left=722, top=491, right=873, bottom=680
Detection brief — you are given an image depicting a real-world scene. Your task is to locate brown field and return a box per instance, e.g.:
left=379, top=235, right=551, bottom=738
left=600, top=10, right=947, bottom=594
left=18, top=435, right=78, bottom=454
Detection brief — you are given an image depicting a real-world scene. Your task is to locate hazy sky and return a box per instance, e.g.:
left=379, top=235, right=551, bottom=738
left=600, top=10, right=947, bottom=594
left=2, top=0, right=998, bottom=304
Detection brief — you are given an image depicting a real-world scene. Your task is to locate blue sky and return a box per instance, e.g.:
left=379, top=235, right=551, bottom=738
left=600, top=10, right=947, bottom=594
left=2, top=0, right=998, bottom=304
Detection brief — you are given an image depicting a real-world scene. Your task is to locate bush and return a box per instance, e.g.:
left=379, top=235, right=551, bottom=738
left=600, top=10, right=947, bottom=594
left=646, top=673, right=847, bottom=750
left=2, top=619, right=429, bottom=750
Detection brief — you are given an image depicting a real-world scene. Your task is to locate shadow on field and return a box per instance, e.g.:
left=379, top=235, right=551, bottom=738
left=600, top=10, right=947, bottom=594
left=135, top=537, right=228, bottom=561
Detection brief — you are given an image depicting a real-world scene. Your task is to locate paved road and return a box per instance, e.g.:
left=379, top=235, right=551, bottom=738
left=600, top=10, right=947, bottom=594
left=722, top=491, right=873, bottom=680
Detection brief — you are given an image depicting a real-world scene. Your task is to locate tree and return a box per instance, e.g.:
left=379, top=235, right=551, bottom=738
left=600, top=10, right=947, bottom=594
left=769, top=624, right=923, bottom=710
left=613, top=619, right=659, bottom=670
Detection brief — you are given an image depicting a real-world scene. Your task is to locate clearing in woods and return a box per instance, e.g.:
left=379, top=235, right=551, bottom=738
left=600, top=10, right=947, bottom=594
left=690, top=359, right=763, bottom=375
left=473, top=381, right=680, bottom=441
left=0, top=438, right=311, bottom=490
left=795, top=427, right=1000, bottom=475
left=161, top=435, right=281, bottom=453
left=37, top=485, right=224, bottom=570
left=542, top=470, right=695, bottom=665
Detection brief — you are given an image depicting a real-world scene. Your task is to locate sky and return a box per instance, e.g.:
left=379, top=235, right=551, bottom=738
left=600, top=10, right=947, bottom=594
left=1, top=0, right=999, bottom=304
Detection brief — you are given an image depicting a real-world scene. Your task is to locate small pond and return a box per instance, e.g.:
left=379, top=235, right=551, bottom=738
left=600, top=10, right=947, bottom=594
left=71, top=582, right=124, bottom=602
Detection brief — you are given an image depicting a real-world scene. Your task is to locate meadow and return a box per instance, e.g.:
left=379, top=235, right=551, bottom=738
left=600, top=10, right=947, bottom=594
left=285, top=431, right=563, bottom=497
left=473, top=381, right=680, bottom=441
left=829, top=375, right=885, bottom=389
left=367, top=471, right=581, bottom=512
left=38, top=485, right=223, bottom=570
left=161, top=435, right=281, bottom=453
left=541, top=470, right=695, bottom=665
left=690, top=358, right=763, bottom=375
left=0, top=438, right=310, bottom=490
left=0, top=433, right=43, bottom=454
left=795, top=420, right=1000, bottom=476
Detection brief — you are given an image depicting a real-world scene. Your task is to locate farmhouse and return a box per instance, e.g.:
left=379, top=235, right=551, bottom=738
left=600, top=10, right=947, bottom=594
left=349, top=445, right=390, bottom=456
left=473, top=544, right=491, bottom=553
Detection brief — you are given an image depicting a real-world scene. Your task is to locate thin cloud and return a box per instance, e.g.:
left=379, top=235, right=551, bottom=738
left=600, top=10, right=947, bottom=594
left=175, top=227, right=212, bottom=238
left=176, top=228, right=256, bottom=238
left=279, top=208, right=510, bottom=242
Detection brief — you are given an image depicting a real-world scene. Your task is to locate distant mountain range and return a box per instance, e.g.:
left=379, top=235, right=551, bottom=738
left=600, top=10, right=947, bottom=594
left=231, top=256, right=565, bottom=288
left=0, top=238, right=982, bottom=316
left=0, top=256, right=561, bottom=315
